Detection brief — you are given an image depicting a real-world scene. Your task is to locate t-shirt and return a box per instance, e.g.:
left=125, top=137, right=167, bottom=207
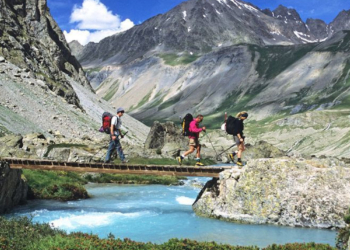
left=111, top=116, right=122, bottom=135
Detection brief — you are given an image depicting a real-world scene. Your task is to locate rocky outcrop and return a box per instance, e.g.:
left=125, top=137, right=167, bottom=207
left=193, top=158, right=350, bottom=229
left=0, top=161, right=28, bottom=214
left=144, top=121, right=187, bottom=157
left=0, top=0, right=92, bottom=108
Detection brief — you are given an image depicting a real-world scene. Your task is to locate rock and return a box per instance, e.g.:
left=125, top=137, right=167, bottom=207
left=54, top=131, right=65, bottom=139
left=193, top=158, right=350, bottom=229
left=244, top=141, right=286, bottom=159
left=0, top=135, right=23, bottom=148
left=81, top=135, right=92, bottom=141
left=0, top=161, right=28, bottom=214
left=144, top=121, right=187, bottom=156
left=0, top=57, right=5, bottom=63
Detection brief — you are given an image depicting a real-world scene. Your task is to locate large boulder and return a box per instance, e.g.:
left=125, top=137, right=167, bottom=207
left=193, top=157, right=350, bottom=229
left=0, top=161, right=28, bottom=214
left=144, top=121, right=187, bottom=157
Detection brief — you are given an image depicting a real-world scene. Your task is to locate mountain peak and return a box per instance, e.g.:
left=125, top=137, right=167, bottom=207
left=272, top=5, right=302, bottom=22
left=329, top=9, right=350, bottom=35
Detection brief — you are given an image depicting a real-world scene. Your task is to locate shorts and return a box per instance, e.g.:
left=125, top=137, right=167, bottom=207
left=189, top=138, right=199, bottom=147
left=233, top=136, right=243, bottom=146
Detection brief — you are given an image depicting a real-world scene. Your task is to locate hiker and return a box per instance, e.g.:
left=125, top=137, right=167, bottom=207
left=177, top=115, right=206, bottom=166
left=228, top=111, right=248, bottom=166
left=105, top=107, right=128, bottom=163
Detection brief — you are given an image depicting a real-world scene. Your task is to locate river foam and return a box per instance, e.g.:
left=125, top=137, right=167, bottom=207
left=50, top=211, right=152, bottom=230
left=176, top=196, right=195, bottom=205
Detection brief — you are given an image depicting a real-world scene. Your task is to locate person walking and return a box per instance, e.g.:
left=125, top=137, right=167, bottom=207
left=177, top=115, right=206, bottom=166
left=105, top=107, right=128, bottom=163
left=228, top=111, right=248, bottom=167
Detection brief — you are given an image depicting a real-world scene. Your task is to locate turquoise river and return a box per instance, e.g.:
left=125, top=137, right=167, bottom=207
left=8, top=177, right=336, bottom=248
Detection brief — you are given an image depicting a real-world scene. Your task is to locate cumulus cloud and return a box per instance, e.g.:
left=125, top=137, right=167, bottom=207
left=64, top=0, right=134, bottom=45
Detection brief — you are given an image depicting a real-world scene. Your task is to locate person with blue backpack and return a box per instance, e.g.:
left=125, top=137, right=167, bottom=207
left=226, top=111, right=248, bottom=167
left=104, top=107, right=128, bottom=164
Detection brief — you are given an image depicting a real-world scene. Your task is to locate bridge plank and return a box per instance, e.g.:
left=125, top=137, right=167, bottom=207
left=3, top=157, right=232, bottom=177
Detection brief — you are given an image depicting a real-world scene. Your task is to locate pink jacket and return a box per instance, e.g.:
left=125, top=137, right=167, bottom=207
left=189, top=119, right=203, bottom=139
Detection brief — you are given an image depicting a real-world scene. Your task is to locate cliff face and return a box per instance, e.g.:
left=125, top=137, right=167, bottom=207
left=193, top=158, right=350, bottom=229
left=0, top=161, right=27, bottom=214
left=0, top=0, right=92, bottom=108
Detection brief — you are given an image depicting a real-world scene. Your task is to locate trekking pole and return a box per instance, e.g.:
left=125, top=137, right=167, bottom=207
left=119, top=131, right=128, bottom=139
left=216, top=144, right=235, bottom=158
left=204, top=131, right=219, bottom=160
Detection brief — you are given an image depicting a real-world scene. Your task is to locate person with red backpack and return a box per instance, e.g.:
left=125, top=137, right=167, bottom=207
left=104, top=107, right=128, bottom=163
left=177, top=114, right=206, bottom=166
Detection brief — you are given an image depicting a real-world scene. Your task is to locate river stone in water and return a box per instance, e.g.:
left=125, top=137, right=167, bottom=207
left=193, top=158, right=350, bottom=229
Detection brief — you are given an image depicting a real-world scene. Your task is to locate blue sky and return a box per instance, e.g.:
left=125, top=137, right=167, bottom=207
left=47, top=0, right=349, bottom=45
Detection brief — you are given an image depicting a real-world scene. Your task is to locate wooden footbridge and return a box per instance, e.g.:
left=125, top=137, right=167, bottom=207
left=2, top=158, right=232, bottom=177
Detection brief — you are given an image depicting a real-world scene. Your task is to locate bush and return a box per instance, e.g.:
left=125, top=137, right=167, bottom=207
left=23, top=170, right=89, bottom=201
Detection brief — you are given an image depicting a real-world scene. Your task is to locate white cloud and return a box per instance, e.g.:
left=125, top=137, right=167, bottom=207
left=64, top=0, right=134, bottom=45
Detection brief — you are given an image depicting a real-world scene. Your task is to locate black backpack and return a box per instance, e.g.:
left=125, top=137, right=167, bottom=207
left=226, top=115, right=237, bottom=135
left=181, top=113, right=193, bottom=136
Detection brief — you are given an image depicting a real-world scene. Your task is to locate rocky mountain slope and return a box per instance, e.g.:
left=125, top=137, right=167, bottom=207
left=69, top=0, right=350, bottom=157
left=72, top=0, right=349, bottom=67
left=0, top=0, right=92, bottom=108
left=193, top=158, right=350, bottom=229
left=0, top=0, right=149, bottom=145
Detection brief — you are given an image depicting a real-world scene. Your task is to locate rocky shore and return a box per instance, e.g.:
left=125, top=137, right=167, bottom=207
left=0, top=161, right=27, bottom=213
left=193, top=157, right=350, bottom=229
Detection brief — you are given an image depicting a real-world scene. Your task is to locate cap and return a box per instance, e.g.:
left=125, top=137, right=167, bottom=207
left=117, top=107, right=125, bottom=113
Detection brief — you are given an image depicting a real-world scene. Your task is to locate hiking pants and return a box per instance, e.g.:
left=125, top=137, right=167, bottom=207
left=105, top=137, right=125, bottom=162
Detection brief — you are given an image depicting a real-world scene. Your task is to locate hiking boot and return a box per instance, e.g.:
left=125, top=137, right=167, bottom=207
left=228, top=153, right=236, bottom=162
left=121, top=159, right=129, bottom=163
left=236, top=161, right=243, bottom=167
left=177, top=156, right=183, bottom=165
left=195, top=162, right=204, bottom=167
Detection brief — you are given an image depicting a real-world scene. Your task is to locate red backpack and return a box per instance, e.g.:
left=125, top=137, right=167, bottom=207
left=99, top=112, right=113, bottom=134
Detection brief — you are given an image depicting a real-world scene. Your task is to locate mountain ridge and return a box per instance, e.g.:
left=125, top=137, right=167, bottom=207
left=69, top=0, right=350, bottom=157
left=72, top=0, right=349, bottom=67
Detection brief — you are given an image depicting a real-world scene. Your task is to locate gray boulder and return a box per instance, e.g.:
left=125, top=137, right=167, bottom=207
left=0, top=161, right=28, bottom=214
left=145, top=121, right=187, bottom=157
left=193, top=158, right=350, bottom=229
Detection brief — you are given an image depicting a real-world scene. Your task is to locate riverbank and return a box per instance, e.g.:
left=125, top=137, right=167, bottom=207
left=23, top=168, right=186, bottom=201
left=0, top=216, right=337, bottom=250
left=7, top=182, right=339, bottom=248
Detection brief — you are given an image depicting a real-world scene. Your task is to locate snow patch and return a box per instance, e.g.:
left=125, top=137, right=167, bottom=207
left=239, top=2, right=259, bottom=12
left=188, top=27, right=191, bottom=32
left=229, top=0, right=242, bottom=9
left=183, top=11, right=187, bottom=20
left=306, top=24, right=310, bottom=32
left=293, top=31, right=318, bottom=43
